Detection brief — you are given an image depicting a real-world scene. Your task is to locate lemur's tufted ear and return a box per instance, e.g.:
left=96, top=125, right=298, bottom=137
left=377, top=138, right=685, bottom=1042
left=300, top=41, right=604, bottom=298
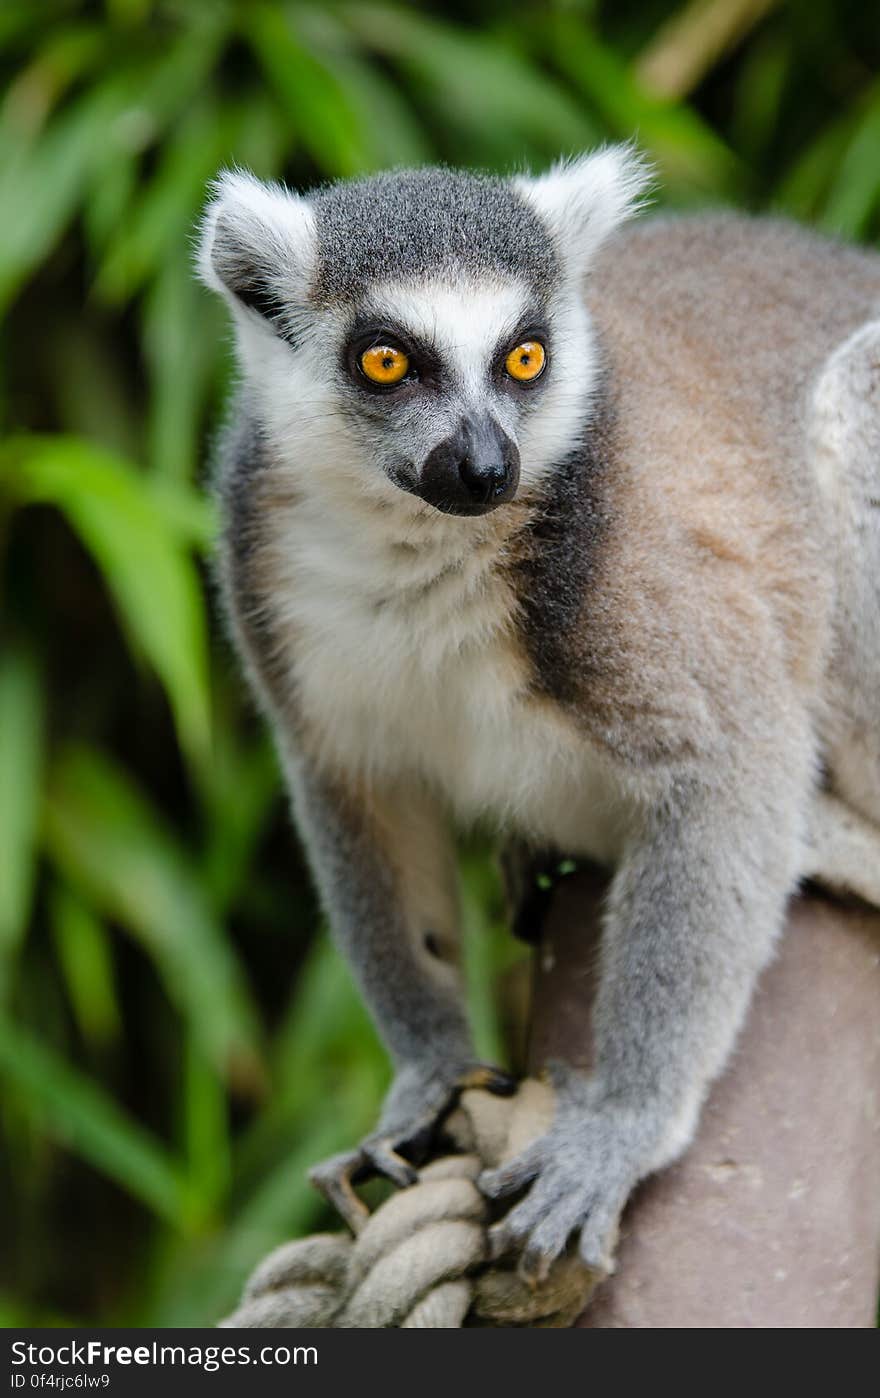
left=197, top=169, right=316, bottom=339
left=515, top=146, right=653, bottom=273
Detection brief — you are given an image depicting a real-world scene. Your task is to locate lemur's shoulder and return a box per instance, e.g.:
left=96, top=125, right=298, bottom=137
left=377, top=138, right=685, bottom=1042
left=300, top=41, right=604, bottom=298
left=510, top=212, right=872, bottom=758
left=590, top=211, right=880, bottom=445
left=598, top=208, right=880, bottom=296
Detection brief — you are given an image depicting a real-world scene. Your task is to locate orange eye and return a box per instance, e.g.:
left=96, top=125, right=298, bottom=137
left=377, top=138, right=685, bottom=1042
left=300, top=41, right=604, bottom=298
left=360, top=344, right=410, bottom=385
left=505, top=340, right=546, bottom=383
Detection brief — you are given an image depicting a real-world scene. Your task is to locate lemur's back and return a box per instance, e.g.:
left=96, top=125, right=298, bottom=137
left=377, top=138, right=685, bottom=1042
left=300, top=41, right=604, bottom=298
left=592, top=213, right=880, bottom=454
left=592, top=212, right=880, bottom=823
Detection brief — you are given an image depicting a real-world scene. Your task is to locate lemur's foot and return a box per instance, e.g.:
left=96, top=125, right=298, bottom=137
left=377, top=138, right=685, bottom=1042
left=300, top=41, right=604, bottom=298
left=308, top=1141, right=414, bottom=1234
left=479, top=1062, right=654, bottom=1282
left=310, top=1061, right=516, bottom=1233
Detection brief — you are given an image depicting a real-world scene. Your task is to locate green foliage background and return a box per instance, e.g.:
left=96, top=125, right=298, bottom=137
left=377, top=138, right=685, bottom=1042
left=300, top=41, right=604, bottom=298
left=1, top=0, right=878, bottom=1326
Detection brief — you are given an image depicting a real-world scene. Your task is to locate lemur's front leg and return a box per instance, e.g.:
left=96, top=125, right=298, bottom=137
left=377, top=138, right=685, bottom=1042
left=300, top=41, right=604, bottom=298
left=289, top=758, right=514, bottom=1230
left=482, top=724, right=814, bottom=1279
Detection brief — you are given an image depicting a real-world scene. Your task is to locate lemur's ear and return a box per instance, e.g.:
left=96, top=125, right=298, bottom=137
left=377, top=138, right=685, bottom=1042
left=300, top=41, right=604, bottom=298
left=515, top=146, right=653, bottom=272
left=197, top=169, right=315, bottom=338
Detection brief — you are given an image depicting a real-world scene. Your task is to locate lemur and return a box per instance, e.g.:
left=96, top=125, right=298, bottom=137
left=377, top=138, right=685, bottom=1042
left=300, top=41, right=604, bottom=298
left=198, top=148, right=880, bottom=1280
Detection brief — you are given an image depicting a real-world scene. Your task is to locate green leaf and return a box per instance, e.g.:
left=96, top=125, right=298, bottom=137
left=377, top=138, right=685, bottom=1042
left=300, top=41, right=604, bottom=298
left=0, top=1017, right=192, bottom=1227
left=82, top=147, right=139, bottom=260
left=0, top=14, right=231, bottom=312
left=0, top=81, right=127, bottom=316
left=236, top=935, right=386, bottom=1177
left=0, top=434, right=211, bottom=768
left=0, top=3, right=44, bottom=49
left=339, top=3, right=600, bottom=165
left=0, top=647, right=44, bottom=986
left=142, top=249, right=224, bottom=482
left=0, top=23, right=106, bottom=141
left=43, top=745, right=263, bottom=1087
left=293, top=4, right=431, bottom=167
left=148, top=474, right=218, bottom=551
left=729, top=31, right=790, bottom=166
left=80, top=18, right=231, bottom=264
left=199, top=720, right=280, bottom=916
left=820, top=86, right=880, bottom=236
left=223, top=86, right=293, bottom=180
left=180, top=1031, right=231, bottom=1220
left=95, top=96, right=236, bottom=304
left=145, top=1110, right=347, bottom=1326
left=269, top=936, right=385, bottom=1115
left=50, top=885, right=120, bottom=1049
left=459, top=848, right=512, bottom=1067
left=773, top=111, right=850, bottom=221
left=543, top=15, right=742, bottom=195
left=246, top=2, right=372, bottom=175
left=39, top=313, right=144, bottom=460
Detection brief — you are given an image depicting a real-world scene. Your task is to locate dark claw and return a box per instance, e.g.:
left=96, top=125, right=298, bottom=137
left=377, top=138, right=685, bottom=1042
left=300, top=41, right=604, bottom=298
left=308, top=1156, right=370, bottom=1235
left=309, top=1134, right=422, bottom=1232
left=309, top=1062, right=517, bottom=1232
left=397, top=1117, right=440, bottom=1164
left=458, top=1065, right=518, bottom=1097
left=364, top=1140, right=419, bottom=1190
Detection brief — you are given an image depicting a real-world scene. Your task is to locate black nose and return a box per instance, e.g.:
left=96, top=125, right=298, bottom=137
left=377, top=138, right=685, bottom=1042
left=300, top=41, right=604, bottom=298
left=418, top=417, right=521, bottom=516
left=458, top=455, right=510, bottom=505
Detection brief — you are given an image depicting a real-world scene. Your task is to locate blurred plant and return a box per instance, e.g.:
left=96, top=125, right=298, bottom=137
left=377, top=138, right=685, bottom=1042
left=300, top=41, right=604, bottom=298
left=0, top=0, right=877, bottom=1326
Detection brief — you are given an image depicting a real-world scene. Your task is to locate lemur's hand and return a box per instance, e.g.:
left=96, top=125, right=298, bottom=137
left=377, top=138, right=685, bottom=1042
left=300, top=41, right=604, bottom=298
left=480, top=1062, right=660, bottom=1281
left=310, top=1060, right=516, bottom=1233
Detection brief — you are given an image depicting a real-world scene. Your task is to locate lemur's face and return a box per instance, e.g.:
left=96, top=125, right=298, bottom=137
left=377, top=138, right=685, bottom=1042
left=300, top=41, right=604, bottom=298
left=331, top=277, right=550, bottom=516
left=200, top=155, right=649, bottom=517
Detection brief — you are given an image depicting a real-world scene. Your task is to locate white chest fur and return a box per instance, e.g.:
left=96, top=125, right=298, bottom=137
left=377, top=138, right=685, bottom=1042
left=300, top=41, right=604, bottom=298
left=267, top=483, right=630, bottom=862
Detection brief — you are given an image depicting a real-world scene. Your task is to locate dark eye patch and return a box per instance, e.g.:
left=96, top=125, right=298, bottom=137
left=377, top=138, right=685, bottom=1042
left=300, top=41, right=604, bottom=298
left=495, top=313, right=550, bottom=366
left=343, top=315, right=443, bottom=392
left=495, top=313, right=551, bottom=390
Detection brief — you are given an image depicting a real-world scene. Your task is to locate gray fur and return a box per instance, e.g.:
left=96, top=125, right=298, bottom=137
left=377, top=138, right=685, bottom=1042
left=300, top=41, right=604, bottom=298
left=289, top=763, right=471, bottom=1072
left=211, top=403, right=293, bottom=718
left=510, top=375, right=613, bottom=709
left=309, top=167, right=560, bottom=304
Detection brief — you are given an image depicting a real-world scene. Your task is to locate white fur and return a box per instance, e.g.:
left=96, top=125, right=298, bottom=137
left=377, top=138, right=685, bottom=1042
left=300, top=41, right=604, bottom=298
left=237, top=267, right=600, bottom=500
left=197, top=168, right=316, bottom=341
left=208, top=170, right=638, bottom=853
left=230, top=261, right=630, bottom=852
left=265, top=464, right=633, bottom=858
left=254, top=336, right=636, bottom=863
left=515, top=146, right=653, bottom=273
left=362, top=274, right=600, bottom=485
left=366, top=277, right=527, bottom=405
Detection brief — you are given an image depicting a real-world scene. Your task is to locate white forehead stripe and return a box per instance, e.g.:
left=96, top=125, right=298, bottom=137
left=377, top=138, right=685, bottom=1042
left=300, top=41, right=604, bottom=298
left=364, top=277, right=531, bottom=395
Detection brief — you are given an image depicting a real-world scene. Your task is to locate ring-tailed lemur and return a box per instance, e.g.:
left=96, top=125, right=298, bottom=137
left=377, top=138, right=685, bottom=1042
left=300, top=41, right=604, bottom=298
left=198, top=149, right=880, bottom=1278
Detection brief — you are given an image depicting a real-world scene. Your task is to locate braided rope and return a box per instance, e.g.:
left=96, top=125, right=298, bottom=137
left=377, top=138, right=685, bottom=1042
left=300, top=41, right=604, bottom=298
left=220, top=1080, right=600, bottom=1328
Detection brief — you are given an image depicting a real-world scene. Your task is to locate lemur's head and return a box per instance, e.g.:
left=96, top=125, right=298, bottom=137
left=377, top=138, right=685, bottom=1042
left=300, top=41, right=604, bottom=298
left=199, top=148, right=650, bottom=518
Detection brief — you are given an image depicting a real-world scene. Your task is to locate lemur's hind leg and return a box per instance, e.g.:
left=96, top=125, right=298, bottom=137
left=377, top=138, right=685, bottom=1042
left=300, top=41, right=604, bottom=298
left=803, top=790, right=880, bottom=911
